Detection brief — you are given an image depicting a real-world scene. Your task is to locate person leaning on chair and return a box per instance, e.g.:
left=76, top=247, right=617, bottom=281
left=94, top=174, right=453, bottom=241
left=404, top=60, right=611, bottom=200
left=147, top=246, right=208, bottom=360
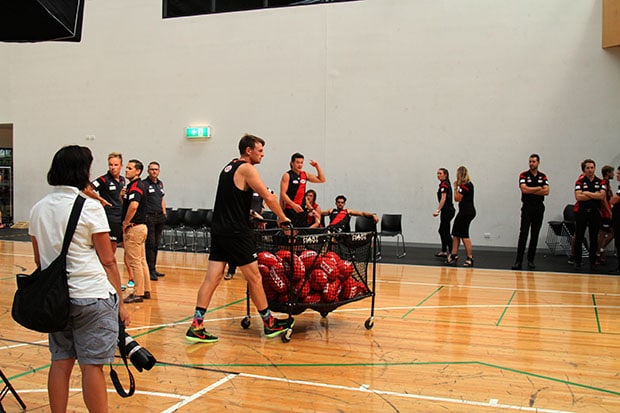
left=512, top=154, right=549, bottom=270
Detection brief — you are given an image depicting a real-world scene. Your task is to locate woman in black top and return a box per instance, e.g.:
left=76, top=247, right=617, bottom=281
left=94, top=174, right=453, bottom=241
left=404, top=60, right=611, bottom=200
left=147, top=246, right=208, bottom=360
left=446, top=166, right=476, bottom=267
left=433, top=168, right=455, bottom=258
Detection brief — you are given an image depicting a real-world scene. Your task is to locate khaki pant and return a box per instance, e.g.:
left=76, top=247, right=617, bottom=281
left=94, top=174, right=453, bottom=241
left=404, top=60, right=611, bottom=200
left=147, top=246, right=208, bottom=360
left=124, top=224, right=151, bottom=296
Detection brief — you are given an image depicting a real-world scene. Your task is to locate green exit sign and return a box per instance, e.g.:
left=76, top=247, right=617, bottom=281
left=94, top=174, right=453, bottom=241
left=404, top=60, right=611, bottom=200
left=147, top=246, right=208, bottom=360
left=186, top=126, right=211, bottom=138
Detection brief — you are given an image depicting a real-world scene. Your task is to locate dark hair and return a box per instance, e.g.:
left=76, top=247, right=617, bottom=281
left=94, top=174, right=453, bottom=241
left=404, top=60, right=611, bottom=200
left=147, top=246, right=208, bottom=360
left=305, top=189, right=317, bottom=202
left=602, top=165, right=613, bottom=177
left=290, top=152, right=304, bottom=164
left=128, top=159, right=144, bottom=174
left=529, top=154, right=540, bottom=162
left=335, top=195, right=347, bottom=203
left=581, top=159, right=595, bottom=172
left=148, top=161, right=160, bottom=168
left=47, top=145, right=93, bottom=190
left=238, top=134, right=265, bottom=155
left=439, top=167, right=450, bottom=181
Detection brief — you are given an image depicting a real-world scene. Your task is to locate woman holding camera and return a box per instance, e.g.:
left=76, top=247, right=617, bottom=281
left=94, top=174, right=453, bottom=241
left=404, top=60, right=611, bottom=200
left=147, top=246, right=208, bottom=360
left=29, top=145, right=130, bottom=412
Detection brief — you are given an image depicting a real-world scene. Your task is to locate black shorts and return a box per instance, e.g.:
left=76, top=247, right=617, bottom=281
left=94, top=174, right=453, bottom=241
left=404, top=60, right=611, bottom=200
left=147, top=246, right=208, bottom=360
left=452, top=211, right=476, bottom=238
left=601, top=217, right=612, bottom=232
left=108, top=221, right=123, bottom=243
left=209, top=233, right=257, bottom=267
left=284, top=208, right=307, bottom=227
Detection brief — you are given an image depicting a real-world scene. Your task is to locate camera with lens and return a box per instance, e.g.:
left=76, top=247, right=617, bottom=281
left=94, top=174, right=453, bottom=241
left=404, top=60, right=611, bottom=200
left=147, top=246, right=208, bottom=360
left=119, top=323, right=156, bottom=372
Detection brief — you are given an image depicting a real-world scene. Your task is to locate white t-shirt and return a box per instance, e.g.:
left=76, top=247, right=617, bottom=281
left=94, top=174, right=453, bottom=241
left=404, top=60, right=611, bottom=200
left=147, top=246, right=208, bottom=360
left=29, top=186, right=115, bottom=299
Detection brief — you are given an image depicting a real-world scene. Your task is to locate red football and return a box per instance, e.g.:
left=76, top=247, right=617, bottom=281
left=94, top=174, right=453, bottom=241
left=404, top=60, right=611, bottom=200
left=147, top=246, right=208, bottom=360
left=299, top=249, right=319, bottom=270
left=337, top=260, right=354, bottom=281
left=320, top=256, right=339, bottom=281
left=258, top=251, right=279, bottom=267
left=324, top=251, right=342, bottom=267
left=356, top=280, right=368, bottom=294
left=293, top=279, right=310, bottom=299
left=309, top=268, right=328, bottom=291
left=322, top=279, right=341, bottom=303
left=339, top=277, right=358, bottom=300
left=268, top=262, right=288, bottom=293
left=291, top=254, right=306, bottom=281
left=275, top=249, right=292, bottom=263
left=303, top=292, right=322, bottom=303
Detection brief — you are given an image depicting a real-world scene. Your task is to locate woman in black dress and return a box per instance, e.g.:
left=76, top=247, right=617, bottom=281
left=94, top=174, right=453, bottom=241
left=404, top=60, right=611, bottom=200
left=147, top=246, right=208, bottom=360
left=433, top=168, right=455, bottom=258
left=446, top=166, right=476, bottom=267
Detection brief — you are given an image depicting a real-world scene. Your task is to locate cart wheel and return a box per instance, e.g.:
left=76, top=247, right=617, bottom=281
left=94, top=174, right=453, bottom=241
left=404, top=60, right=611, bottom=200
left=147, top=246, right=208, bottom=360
left=320, top=312, right=328, bottom=318
left=241, top=316, right=251, bottom=329
left=364, top=318, right=374, bottom=330
left=281, top=328, right=293, bottom=343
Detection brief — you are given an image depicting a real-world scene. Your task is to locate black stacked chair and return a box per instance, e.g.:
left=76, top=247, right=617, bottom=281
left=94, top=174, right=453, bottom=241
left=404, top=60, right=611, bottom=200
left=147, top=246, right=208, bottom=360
left=162, top=208, right=183, bottom=251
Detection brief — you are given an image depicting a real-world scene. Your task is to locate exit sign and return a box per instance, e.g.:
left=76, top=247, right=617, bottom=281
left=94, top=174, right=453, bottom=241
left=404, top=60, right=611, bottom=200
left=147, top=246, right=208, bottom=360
left=186, top=126, right=211, bottom=138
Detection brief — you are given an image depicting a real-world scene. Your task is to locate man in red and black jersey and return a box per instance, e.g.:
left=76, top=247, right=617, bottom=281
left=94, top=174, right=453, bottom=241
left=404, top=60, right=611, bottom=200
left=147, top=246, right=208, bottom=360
left=573, top=159, right=606, bottom=270
left=322, top=195, right=378, bottom=233
left=611, top=166, right=620, bottom=273
left=186, top=134, right=292, bottom=344
left=512, top=154, right=549, bottom=270
left=85, top=152, right=126, bottom=252
left=280, top=152, right=325, bottom=227
left=596, top=165, right=614, bottom=264
left=121, top=159, right=151, bottom=303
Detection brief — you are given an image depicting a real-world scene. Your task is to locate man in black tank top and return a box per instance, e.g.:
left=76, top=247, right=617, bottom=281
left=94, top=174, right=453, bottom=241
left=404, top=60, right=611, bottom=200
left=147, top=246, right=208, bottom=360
left=186, top=134, right=292, bottom=344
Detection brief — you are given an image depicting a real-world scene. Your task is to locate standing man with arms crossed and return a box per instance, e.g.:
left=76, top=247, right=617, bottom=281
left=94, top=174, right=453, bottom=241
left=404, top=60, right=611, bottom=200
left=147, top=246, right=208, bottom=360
left=573, top=159, right=607, bottom=270
left=512, top=154, right=549, bottom=270
left=610, top=166, right=620, bottom=274
left=122, top=160, right=152, bottom=303
left=280, top=152, right=325, bottom=227
left=144, top=161, right=166, bottom=281
left=186, top=134, right=292, bottom=343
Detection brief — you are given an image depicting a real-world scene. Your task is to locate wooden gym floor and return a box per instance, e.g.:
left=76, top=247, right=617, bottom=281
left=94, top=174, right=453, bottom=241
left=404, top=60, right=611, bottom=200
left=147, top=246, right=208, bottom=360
left=1, top=239, right=620, bottom=412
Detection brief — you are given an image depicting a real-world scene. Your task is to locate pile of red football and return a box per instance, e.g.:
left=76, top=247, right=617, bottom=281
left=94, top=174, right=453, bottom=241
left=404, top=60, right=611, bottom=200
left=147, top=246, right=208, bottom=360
left=257, top=249, right=368, bottom=304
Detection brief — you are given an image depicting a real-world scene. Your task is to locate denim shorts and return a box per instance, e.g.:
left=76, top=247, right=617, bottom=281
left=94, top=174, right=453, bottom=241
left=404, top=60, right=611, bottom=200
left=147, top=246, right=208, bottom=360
left=49, top=293, right=119, bottom=365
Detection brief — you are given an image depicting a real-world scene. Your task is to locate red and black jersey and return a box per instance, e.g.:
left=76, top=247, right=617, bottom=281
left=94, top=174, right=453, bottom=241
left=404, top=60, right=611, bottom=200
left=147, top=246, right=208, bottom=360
left=519, top=170, right=548, bottom=205
left=284, top=170, right=307, bottom=210
left=212, top=159, right=253, bottom=236
left=327, top=208, right=351, bottom=232
left=122, top=178, right=148, bottom=225
left=574, top=175, right=606, bottom=212
left=456, top=182, right=475, bottom=214
left=92, top=172, right=125, bottom=223
left=437, top=179, right=454, bottom=211
left=613, top=185, right=620, bottom=216
left=600, top=178, right=613, bottom=219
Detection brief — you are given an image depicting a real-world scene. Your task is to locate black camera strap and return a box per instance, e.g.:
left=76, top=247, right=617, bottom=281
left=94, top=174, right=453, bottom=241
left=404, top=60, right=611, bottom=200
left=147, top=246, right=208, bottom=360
left=109, top=322, right=135, bottom=397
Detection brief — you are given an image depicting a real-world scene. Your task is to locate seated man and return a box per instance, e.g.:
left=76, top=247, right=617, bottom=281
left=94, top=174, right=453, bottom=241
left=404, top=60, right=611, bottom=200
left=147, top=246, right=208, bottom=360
left=322, top=195, right=378, bottom=233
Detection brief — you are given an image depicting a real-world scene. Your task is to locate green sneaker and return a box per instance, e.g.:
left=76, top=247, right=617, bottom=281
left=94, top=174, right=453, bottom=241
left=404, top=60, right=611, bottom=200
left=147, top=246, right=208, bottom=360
left=264, top=317, right=295, bottom=338
left=185, top=325, right=219, bottom=343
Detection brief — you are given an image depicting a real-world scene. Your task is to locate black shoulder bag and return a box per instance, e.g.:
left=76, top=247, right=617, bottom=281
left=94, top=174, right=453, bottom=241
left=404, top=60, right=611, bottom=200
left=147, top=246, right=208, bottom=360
left=11, top=196, right=85, bottom=333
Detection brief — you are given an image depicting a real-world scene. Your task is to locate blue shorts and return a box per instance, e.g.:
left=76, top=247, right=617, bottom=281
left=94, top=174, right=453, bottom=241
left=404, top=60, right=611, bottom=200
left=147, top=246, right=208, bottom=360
left=49, top=293, right=119, bottom=365
left=209, top=233, right=258, bottom=267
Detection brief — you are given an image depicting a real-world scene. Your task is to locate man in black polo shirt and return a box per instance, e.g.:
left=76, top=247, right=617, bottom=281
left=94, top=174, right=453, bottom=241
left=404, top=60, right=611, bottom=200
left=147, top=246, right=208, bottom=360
left=512, top=154, right=549, bottom=270
left=87, top=152, right=126, bottom=253
left=122, top=159, right=151, bottom=303
left=573, top=159, right=606, bottom=270
left=143, top=161, right=166, bottom=280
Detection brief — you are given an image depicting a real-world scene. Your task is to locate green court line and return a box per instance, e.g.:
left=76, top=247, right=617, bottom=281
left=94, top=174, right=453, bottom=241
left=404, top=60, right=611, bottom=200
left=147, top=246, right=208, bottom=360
left=592, top=294, right=602, bottom=333
left=495, top=290, right=517, bottom=326
left=401, top=285, right=444, bottom=319
left=155, top=360, right=620, bottom=397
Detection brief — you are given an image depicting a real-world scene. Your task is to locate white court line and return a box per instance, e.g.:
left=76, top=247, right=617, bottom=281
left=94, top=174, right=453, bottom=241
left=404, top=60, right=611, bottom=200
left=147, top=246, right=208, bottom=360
left=237, top=372, right=575, bottom=413
left=160, top=374, right=237, bottom=413
left=10, top=374, right=575, bottom=412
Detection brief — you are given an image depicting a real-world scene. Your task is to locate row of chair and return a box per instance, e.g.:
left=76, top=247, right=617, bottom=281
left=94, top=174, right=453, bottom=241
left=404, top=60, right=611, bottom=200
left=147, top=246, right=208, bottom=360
left=160, top=208, right=212, bottom=252
left=160, top=209, right=406, bottom=259
left=545, top=204, right=589, bottom=258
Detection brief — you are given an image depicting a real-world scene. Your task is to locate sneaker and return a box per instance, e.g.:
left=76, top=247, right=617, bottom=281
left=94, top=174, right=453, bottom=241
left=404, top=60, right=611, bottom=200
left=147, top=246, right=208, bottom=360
left=567, top=256, right=575, bottom=265
left=123, top=293, right=143, bottom=304
left=223, top=272, right=234, bottom=280
left=121, top=284, right=127, bottom=291
left=185, top=325, right=219, bottom=343
left=434, top=251, right=448, bottom=258
left=127, top=280, right=135, bottom=288
left=264, top=317, right=295, bottom=338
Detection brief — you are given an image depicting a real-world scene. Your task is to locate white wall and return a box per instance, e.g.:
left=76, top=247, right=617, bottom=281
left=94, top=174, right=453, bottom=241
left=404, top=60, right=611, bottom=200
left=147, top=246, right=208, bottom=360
left=1, top=0, right=619, bottom=248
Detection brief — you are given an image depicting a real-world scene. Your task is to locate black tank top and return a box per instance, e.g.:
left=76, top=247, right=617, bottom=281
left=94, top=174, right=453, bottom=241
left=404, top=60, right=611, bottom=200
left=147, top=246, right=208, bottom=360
left=211, top=159, right=253, bottom=236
